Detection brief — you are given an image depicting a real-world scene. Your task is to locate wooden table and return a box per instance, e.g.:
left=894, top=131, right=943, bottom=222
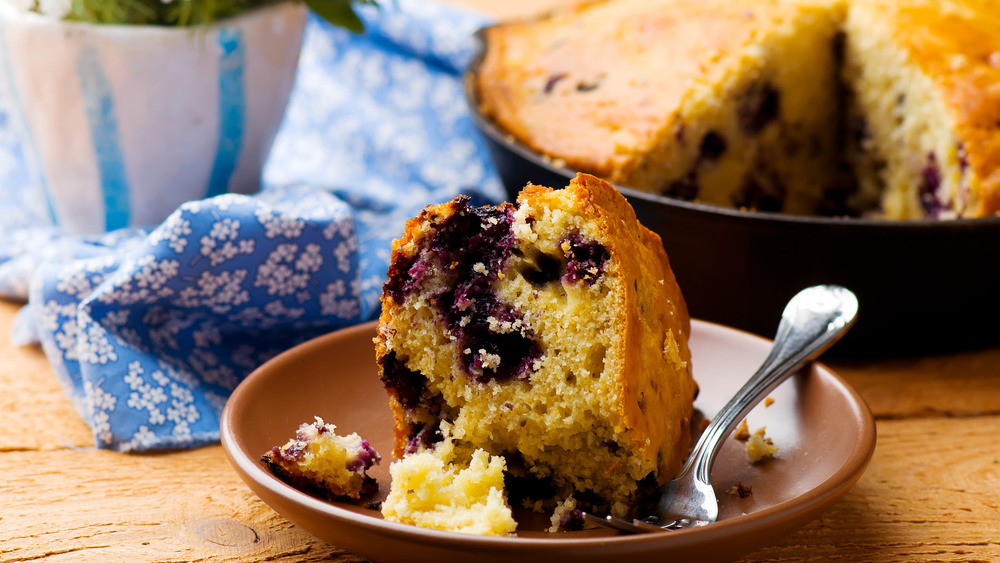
left=6, top=2, right=1000, bottom=560
left=7, top=295, right=1000, bottom=563
left=9, top=293, right=1000, bottom=563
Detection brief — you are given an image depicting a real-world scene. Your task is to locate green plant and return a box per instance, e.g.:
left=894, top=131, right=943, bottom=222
left=305, top=0, right=376, bottom=32
left=58, top=0, right=376, bottom=29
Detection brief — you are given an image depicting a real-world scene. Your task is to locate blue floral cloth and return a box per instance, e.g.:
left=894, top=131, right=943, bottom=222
left=0, top=1, right=505, bottom=451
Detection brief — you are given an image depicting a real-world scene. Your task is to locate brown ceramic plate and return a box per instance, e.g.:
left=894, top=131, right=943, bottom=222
left=221, top=320, right=876, bottom=563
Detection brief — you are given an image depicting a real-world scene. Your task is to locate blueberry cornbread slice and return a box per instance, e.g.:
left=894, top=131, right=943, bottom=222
left=261, top=417, right=381, bottom=501
left=375, top=173, right=696, bottom=519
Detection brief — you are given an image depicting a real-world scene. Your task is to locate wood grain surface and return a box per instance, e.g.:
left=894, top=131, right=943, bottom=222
left=7, top=289, right=1000, bottom=563
left=5, top=1, right=1000, bottom=561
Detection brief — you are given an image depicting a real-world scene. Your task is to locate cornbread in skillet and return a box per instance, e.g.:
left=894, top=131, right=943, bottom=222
left=841, top=1, right=1000, bottom=219
left=375, top=173, right=696, bottom=520
left=476, top=0, right=847, bottom=214
left=475, top=0, right=1000, bottom=220
left=261, top=417, right=381, bottom=501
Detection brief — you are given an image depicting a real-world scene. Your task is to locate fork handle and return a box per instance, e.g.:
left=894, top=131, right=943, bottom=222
left=683, top=285, right=858, bottom=490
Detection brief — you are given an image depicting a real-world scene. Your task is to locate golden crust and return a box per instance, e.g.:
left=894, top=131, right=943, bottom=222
left=964, top=128, right=1000, bottom=217
left=476, top=0, right=831, bottom=185
left=866, top=2, right=1000, bottom=217
left=548, top=174, right=695, bottom=480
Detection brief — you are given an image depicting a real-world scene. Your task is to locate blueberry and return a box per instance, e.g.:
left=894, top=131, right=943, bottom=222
left=430, top=197, right=515, bottom=279
left=544, top=73, right=567, bottom=94
left=920, top=152, right=945, bottom=217
left=663, top=172, right=699, bottom=200
left=698, top=131, right=727, bottom=162
left=378, top=351, right=429, bottom=412
left=523, top=253, right=563, bottom=286
left=443, top=283, right=541, bottom=383
left=405, top=421, right=446, bottom=454
left=733, top=176, right=784, bottom=212
left=561, top=234, right=609, bottom=286
left=737, top=82, right=780, bottom=135
left=396, top=198, right=544, bottom=384
left=275, top=442, right=305, bottom=462
left=347, top=440, right=381, bottom=471
left=558, top=509, right=586, bottom=531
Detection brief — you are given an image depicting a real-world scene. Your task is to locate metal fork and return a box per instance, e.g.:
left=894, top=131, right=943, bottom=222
left=583, top=285, right=859, bottom=534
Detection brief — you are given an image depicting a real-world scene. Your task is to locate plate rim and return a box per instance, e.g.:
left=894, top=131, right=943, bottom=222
left=221, top=318, right=877, bottom=552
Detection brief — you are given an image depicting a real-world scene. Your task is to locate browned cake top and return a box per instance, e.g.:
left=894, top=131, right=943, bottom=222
left=475, top=0, right=818, bottom=179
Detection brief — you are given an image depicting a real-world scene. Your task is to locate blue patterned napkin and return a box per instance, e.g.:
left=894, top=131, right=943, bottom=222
left=0, top=1, right=505, bottom=451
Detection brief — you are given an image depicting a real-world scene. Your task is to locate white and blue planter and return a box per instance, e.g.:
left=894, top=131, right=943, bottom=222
left=0, top=1, right=307, bottom=234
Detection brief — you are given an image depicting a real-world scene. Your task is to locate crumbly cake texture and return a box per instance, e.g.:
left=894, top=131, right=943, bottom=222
left=261, top=417, right=381, bottom=501
left=476, top=0, right=1000, bottom=220
left=548, top=497, right=584, bottom=533
left=376, top=173, right=696, bottom=521
left=381, top=424, right=517, bottom=536
left=842, top=1, right=1000, bottom=219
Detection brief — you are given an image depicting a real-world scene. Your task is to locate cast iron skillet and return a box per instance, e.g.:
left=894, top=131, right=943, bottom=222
left=463, top=29, right=1000, bottom=358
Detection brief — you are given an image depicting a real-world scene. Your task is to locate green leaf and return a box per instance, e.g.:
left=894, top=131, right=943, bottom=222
left=305, top=0, right=364, bottom=32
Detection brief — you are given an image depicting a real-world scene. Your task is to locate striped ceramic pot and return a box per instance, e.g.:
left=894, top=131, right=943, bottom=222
left=0, top=2, right=307, bottom=234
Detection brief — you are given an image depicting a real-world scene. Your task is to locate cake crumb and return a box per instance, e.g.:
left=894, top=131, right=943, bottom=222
left=662, top=329, right=689, bottom=370
left=479, top=349, right=502, bottom=370
left=733, top=419, right=750, bottom=440
left=382, top=446, right=516, bottom=536
left=260, top=417, right=380, bottom=502
left=548, top=497, right=584, bottom=532
left=728, top=482, right=753, bottom=498
left=746, top=426, right=778, bottom=463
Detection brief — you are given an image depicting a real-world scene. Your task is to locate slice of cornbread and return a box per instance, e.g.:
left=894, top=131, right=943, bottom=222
left=376, top=173, right=696, bottom=520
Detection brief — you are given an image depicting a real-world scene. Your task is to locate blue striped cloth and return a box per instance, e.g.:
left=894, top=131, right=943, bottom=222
left=0, top=1, right=505, bottom=451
